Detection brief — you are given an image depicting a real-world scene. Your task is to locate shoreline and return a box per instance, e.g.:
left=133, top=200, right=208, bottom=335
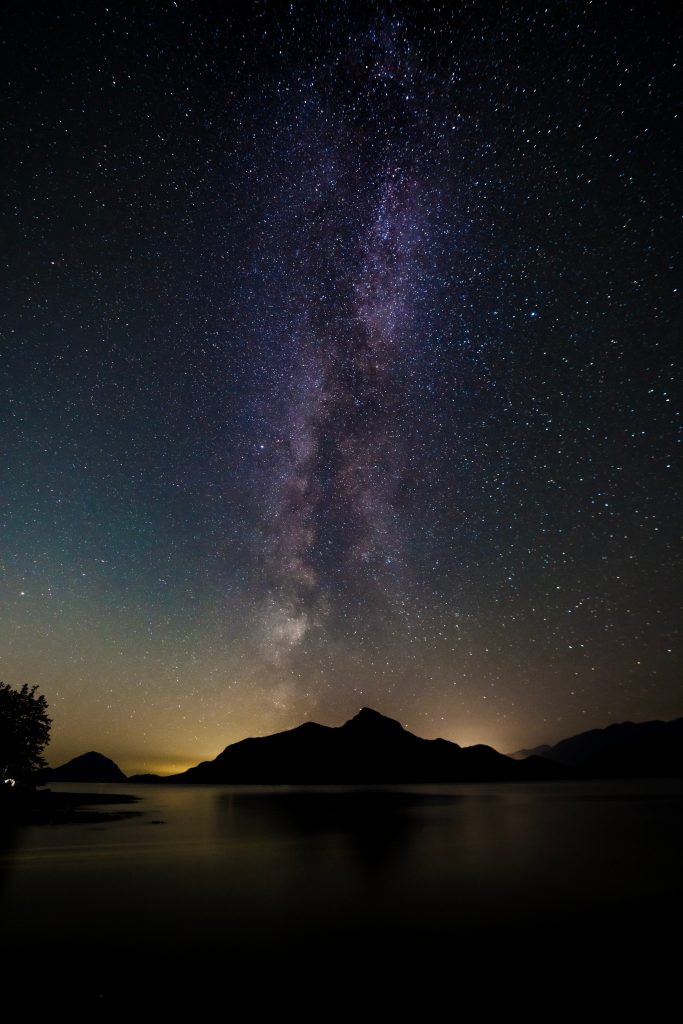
left=0, top=788, right=141, bottom=827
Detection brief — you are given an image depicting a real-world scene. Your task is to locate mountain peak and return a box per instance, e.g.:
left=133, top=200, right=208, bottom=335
left=343, top=707, right=406, bottom=733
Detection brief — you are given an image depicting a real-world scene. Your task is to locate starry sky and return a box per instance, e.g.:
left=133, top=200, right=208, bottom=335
left=2, top=1, right=680, bottom=774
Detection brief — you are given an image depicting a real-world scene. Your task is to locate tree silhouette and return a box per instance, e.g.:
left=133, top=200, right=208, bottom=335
left=0, top=682, right=52, bottom=783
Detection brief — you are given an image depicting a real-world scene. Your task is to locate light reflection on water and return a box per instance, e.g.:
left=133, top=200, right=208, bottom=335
left=1, top=780, right=681, bottom=1005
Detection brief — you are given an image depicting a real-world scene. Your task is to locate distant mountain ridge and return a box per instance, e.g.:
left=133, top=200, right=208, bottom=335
left=510, top=718, right=683, bottom=777
left=508, top=744, right=552, bottom=761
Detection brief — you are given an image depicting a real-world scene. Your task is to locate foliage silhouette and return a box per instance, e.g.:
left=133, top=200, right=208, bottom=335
left=0, top=682, right=52, bottom=784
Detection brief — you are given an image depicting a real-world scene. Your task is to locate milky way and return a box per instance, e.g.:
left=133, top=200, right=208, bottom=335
left=1, top=2, right=680, bottom=771
left=256, top=24, right=435, bottom=663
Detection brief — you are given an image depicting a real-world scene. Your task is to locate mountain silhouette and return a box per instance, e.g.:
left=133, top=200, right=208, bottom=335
left=161, top=707, right=561, bottom=784
left=48, top=751, right=127, bottom=783
left=47, top=714, right=682, bottom=786
left=512, top=718, right=683, bottom=777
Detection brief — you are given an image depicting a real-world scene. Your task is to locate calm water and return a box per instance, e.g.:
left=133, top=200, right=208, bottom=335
left=1, top=780, right=681, bottom=1007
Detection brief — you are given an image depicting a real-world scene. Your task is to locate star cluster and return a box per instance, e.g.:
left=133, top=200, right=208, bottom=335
left=1, top=1, right=679, bottom=772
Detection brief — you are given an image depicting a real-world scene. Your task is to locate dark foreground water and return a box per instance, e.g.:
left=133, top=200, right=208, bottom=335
left=1, top=780, right=681, bottom=1009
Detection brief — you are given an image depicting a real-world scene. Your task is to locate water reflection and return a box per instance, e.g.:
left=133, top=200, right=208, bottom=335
left=216, top=788, right=465, bottom=872
left=0, top=781, right=680, bottom=1008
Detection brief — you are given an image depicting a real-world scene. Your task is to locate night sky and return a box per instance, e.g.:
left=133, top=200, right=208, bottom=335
left=2, top=1, right=680, bottom=774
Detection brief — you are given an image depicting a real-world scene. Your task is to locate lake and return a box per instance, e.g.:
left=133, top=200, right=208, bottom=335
left=1, top=779, right=681, bottom=1009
